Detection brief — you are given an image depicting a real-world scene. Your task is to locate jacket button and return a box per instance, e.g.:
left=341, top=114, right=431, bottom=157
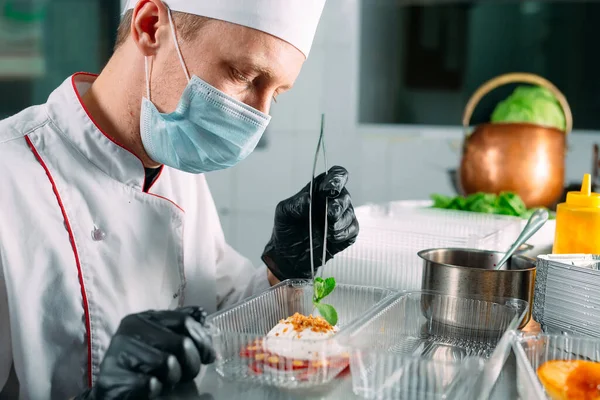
left=91, top=226, right=106, bottom=241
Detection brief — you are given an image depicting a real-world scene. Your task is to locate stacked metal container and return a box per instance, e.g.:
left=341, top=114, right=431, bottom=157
left=533, top=254, right=600, bottom=337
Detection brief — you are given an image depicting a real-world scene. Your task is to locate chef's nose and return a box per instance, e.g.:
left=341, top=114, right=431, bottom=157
left=239, top=91, right=273, bottom=115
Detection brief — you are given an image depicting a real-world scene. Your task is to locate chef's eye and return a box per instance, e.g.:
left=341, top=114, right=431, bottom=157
left=231, top=68, right=251, bottom=84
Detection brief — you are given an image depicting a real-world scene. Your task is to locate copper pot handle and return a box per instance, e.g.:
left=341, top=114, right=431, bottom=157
left=462, top=72, right=573, bottom=134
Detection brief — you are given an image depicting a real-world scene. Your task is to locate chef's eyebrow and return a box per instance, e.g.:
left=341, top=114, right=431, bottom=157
left=244, top=62, right=293, bottom=91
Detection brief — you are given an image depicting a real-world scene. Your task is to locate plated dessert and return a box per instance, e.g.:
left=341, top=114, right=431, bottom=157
left=537, top=360, right=600, bottom=400
left=239, top=312, right=349, bottom=380
left=238, top=277, right=350, bottom=381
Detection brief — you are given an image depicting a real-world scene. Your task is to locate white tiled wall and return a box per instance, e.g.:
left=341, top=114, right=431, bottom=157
left=205, top=0, right=600, bottom=265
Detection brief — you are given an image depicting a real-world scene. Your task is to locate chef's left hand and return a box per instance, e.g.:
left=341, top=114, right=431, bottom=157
left=262, top=165, right=359, bottom=282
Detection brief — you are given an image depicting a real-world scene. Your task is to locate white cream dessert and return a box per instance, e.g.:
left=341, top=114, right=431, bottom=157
left=264, top=312, right=340, bottom=360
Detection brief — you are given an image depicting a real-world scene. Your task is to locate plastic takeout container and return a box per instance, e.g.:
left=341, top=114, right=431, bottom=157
left=534, top=254, right=600, bottom=337
left=513, top=332, right=600, bottom=400
left=206, top=279, right=394, bottom=388
left=347, top=291, right=528, bottom=400
left=325, top=204, right=523, bottom=290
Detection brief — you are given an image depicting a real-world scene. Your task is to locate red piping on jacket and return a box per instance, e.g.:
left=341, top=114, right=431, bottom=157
left=70, top=73, right=184, bottom=212
left=25, top=135, right=94, bottom=388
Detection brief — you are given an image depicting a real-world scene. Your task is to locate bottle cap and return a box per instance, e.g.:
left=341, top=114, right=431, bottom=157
left=566, top=173, right=600, bottom=208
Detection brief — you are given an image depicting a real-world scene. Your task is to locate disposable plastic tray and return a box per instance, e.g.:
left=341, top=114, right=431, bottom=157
left=513, top=332, right=600, bottom=400
left=534, top=254, right=600, bottom=337
left=325, top=204, right=523, bottom=290
left=347, top=291, right=528, bottom=400
left=206, top=279, right=394, bottom=388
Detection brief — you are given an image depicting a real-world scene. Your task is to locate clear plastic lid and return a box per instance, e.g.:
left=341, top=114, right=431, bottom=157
left=325, top=205, right=523, bottom=290
left=346, top=291, right=528, bottom=399
left=206, top=279, right=395, bottom=388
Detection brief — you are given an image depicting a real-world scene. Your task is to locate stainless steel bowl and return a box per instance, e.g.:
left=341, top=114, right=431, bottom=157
left=418, top=248, right=536, bottom=329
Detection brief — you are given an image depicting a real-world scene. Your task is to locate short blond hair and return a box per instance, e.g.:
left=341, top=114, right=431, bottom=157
left=115, top=9, right=211, bottom=50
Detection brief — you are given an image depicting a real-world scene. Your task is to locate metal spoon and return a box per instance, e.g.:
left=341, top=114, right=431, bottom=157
left=494, top=208, right=549, bottom=270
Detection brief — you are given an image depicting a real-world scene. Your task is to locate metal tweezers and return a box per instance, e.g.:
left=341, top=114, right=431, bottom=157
left=309, top=114, right=328, bottom=282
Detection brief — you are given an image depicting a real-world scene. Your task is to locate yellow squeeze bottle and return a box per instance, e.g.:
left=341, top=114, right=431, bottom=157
left=553, top=174, right=600, bottom=254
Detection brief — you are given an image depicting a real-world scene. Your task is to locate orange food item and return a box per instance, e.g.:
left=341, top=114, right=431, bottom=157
left=254, top=353, right=267, bottom=361
left=310, top=360, right=330, bottom=368
left=239, top=337, right=349, bottom=379
left=267, top=356, right=280, bottom=364
left=280, top=312, right=335, bottom=334
left=537, top=360, right=600, bottom=400
left=292, top=360, right=306, bottom=367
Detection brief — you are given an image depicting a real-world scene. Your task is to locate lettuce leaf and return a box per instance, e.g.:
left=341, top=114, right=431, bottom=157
left=430, top=192, right=554, bottom=219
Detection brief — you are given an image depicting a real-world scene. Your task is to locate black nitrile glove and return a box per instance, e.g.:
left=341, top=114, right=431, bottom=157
left=74, top=306, right=215, bottom=400
left=262, top=165, right=359, bottom=281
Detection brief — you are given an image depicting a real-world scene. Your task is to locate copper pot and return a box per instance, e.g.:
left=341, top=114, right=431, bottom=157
left=459, top=73, right=573, bottom=209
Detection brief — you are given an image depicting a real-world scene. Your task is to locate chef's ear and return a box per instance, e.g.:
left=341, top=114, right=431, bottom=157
left=130, top=0, right=170, bottom=57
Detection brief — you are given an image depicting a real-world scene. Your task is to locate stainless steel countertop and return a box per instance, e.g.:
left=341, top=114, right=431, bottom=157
left=166, top=351, right=521, bottom=400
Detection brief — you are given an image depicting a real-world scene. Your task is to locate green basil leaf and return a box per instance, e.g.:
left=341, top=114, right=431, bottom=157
left=321, top=277, right=336, bottom=299
left=431, top=194, right=453, bottom=209
left=465, top=192, right=497, bottom=214
left=520, top=208, right=535, bottom=220
left=429, top=192, right=539, bottom=219
left=498, top=192, right=527, bottom=216
left=449, top=197, right=467, bottom=210
left=314, top=277, right=325, bottom=301
left=315, top=303, right=338, bottom=326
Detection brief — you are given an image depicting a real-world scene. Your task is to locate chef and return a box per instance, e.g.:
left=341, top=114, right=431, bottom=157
left=0, top=0, right=359, bottom=398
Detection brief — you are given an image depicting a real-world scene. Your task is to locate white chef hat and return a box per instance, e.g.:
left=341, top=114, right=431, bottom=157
left=122, top=0, right=326, bottom=58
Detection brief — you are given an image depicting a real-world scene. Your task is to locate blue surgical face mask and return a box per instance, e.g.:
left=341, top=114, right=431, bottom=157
left=140, top=10, right=271, bottom=174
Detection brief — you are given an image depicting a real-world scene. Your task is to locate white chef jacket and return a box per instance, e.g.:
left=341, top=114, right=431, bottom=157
left=0, top=73, right=271, bottom=400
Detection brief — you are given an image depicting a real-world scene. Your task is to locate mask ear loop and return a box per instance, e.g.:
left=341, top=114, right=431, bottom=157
left=166, top=7, right=191, bottom=82
left=144, top=56, right=151, bottom=100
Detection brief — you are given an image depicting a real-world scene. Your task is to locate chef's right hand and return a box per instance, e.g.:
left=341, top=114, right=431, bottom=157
left=74, top=306, right=216, bottom=400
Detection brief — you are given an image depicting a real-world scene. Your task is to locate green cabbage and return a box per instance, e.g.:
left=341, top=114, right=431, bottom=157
left=490, top=85, right=566, bottom=131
